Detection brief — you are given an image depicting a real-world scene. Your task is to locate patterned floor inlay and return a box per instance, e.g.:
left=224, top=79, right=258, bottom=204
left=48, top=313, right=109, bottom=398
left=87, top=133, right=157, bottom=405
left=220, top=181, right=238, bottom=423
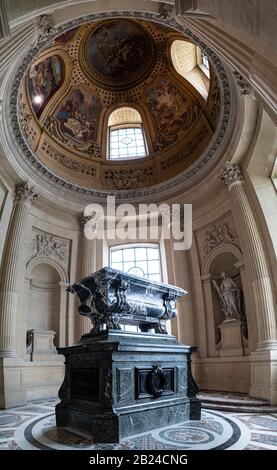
left=0, top=402, right=276, bottom=450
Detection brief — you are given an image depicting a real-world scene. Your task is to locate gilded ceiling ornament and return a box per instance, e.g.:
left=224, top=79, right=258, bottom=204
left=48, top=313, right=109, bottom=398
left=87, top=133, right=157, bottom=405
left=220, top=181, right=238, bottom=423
left=219, top=162, right=244, bottom=187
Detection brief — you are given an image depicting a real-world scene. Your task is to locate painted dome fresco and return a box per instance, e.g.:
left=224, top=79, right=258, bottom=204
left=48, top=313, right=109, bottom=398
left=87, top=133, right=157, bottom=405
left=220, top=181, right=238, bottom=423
left=19, top=18, right=223, bottom=194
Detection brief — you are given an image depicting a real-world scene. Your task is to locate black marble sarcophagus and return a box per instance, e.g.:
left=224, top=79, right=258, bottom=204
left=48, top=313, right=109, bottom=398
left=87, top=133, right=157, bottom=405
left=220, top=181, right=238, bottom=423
left=56, top=267, right=200, bottom=442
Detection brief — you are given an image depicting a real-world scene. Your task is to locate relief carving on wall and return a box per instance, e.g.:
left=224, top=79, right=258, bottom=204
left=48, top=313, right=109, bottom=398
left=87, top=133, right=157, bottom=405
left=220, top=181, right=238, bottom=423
left=41, top=141, right=96, bottom=176
left=28, top=231, right=70, bottom=265
left=203, top=222, right=238, bottom=257
left=103, top=167, right=154, bottom=189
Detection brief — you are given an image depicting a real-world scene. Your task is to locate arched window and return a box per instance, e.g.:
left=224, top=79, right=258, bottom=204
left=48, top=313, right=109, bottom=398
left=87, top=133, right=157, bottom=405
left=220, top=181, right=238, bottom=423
left=171, top=40, right=210, bottom=98
left=108, top=107, right=148, bottom=159
left=200, top=51, right=210, bottom=72
left=110, top=243, right=162, bottom=282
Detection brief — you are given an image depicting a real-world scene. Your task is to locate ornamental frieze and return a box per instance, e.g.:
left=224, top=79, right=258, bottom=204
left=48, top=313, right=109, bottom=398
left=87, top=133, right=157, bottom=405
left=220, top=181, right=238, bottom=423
left=203, top=222, right=238, bottom=257
left=28, top=230, right=70, bottom=265
left=103, top=167, right=154, bottom=190
left=41, top=140, right=96, bottom=177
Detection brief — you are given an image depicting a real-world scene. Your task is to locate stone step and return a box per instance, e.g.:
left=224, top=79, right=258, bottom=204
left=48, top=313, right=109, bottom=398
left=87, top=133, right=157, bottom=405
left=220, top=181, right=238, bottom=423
left=201, top=402, right=277, bottom=413
left=198, top=391, right=277, bottom=413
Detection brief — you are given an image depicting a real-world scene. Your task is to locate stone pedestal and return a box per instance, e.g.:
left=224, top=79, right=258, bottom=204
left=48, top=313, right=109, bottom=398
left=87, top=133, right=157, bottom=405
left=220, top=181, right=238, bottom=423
left=250, top=349, right=277, bottom=404
left=0, top=358, right=27, bottom=408
left=56, top=330, right=200, bottom=442
left=0, top=357, right=65, bottom=408
left=27, top=329, right=58, bottom=362
left=218, top=319, right=244, bottom=357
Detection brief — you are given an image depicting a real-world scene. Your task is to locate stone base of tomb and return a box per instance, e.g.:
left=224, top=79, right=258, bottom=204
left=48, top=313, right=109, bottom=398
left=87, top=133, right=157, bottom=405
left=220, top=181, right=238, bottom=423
left=56, top=330, right=201, bottom=442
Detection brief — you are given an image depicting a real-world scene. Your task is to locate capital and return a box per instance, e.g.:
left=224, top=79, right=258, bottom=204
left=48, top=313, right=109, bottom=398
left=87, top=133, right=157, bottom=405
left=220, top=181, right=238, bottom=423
left=80, top=214, right=93, bottom=226
left=15, top=182, right=38, bottom=205
left=219, top=162, right=244, bottom=188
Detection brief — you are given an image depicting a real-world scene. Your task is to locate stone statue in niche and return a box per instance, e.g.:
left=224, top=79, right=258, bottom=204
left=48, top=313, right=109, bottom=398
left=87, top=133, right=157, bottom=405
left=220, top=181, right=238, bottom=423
left=213, top=272, right=241, bottom=321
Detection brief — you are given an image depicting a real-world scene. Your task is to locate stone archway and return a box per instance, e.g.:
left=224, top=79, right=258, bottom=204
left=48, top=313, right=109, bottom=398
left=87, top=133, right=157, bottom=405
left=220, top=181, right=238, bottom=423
left=25, top=256, right=69, bottom=348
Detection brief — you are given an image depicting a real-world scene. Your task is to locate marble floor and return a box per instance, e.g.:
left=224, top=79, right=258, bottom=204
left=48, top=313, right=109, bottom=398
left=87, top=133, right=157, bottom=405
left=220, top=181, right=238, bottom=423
left=0, top=400, right=276, bottom=450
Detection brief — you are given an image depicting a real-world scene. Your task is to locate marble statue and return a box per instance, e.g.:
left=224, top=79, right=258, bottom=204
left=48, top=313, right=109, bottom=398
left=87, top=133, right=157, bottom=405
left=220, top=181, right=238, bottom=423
left=213, top=271, right=241, bottom=321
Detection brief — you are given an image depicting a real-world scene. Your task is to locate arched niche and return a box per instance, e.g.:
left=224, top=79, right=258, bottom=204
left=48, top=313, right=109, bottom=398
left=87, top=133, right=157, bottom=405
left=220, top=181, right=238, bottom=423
left=201, top=243, right=250, bottom=356
left=25, top=257, right=69, bottom=349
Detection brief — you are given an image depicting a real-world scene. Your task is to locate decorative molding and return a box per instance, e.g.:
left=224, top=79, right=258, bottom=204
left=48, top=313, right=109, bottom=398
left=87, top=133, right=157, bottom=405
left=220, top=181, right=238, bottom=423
left=41, top=141, right=96, bottom=177
left=15, top=181, right=38, bottom=205
left=28, top=231, right=70, bottom=266
left=0, top=0, right=10, bottom=39
left=175, top=0, right=214, bottom=19
left=158, top=2, right=175, bottom=20
left=201, top=242, right=243, bottom=276
left=203, top=222, right=238, bottom=257
left=5, top=10, right=233, bottom=202
left=219, top=161, right=244, bottom=187
left=233, top=71, right=252, bottom=96
left=26, top=254, right=69, bottom=282
left=34, top=14, right=55, bottom=44
left=103, top=167, right=154, bottom=190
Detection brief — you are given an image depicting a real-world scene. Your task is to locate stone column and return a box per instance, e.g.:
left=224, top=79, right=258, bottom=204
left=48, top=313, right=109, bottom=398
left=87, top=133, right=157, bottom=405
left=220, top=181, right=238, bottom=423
left=79, top=215, right=97, bottom=337
left=172, top=249, right=195, bottom=346
left=59, top=282, right=69, bottom=348
left=201, top=273, right=218, bottom=357
left=0, top=182, right=37, bottom=358
left=220, top=162, right=277, bottom=349
left=220, top=162, right=277, bottom=403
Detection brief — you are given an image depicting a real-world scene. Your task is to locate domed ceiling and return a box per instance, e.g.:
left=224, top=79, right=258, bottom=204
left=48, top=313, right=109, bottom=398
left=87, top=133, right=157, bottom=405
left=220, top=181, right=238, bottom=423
left=19, top=18, right=221, bottom=192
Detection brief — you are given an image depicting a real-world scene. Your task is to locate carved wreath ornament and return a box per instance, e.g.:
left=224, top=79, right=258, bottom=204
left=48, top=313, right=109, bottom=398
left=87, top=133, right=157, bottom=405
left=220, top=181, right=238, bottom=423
left=147, top=364, right=168, bottom=398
